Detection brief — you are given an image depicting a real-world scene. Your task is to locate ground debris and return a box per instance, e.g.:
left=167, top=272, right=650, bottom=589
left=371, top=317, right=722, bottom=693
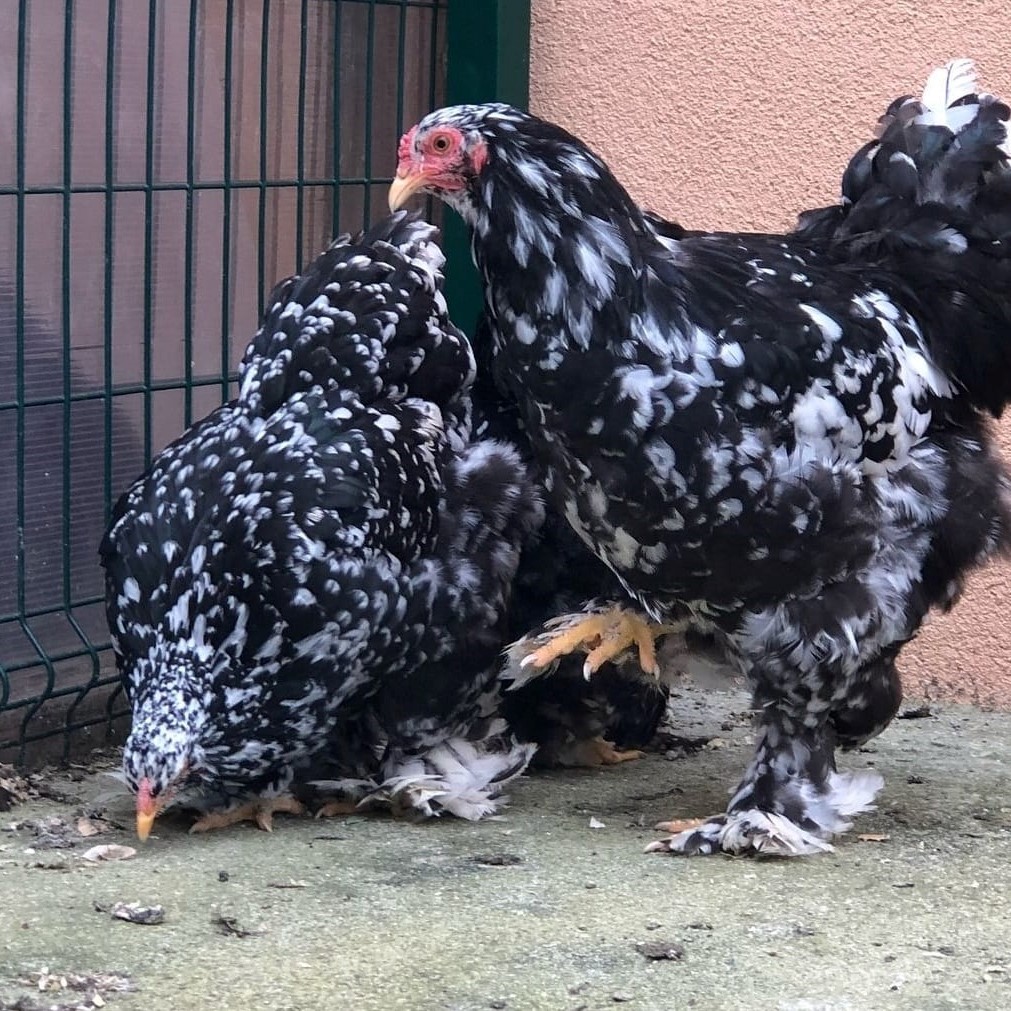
left=471, top=853, right=523, bottom=867
left=857, top=833, right=891, bottom=843
left=2, top=969, right=134, bottom=1011
left=18, top=817, right=79, bottom=851
left=898, top=705, right=934, bottom=720
left=266, top=880, right=308, bottom=889
left=214, top=914, right=266, bottom=938
left=652, top=730, right=714, bottom=752
left=24, top=776, right=80, bottom=805
left=97, top=901, right=165, bottom=925
left=635, top=940, right=685, bottom=961
left=80, top=845, right=136, bottom=864
left=0, top=766, right=31, bottom=812
left=74, top=817, right=114, bottom=839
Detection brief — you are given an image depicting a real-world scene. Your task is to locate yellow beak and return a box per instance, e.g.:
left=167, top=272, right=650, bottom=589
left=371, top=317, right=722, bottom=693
left=136, top=808, right=156, bottom=842
left=388, top=170, right=430, bottom=212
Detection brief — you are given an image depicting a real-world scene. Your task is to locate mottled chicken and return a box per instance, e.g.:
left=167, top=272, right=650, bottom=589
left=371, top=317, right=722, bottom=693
left=391, top=60, right=1011, bottom=856
left=102, top=214, right=549, bottom=837
left=468, top=315, right=670, bottom=767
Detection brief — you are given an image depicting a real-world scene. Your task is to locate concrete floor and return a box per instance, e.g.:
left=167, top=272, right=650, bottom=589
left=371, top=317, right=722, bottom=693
left=1, top=685, right=1009, bottom=1011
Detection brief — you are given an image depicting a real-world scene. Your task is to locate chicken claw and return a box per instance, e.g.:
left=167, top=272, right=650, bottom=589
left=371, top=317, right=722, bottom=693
left=518, top=606, right=674, bottom=678
left=189, top=795, right=305, bottom=834
left=562, top=735, right=645, bottom=767
left=314, top=798, right=362, bottom=819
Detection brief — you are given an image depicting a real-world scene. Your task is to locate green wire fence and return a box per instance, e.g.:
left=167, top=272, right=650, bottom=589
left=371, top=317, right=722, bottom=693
left=0, top=0, right=473, bottom=767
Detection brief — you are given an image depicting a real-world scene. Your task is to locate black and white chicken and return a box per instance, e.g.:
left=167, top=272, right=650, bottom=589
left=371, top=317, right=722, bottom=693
left=391, top=59, right=1011, bottom=856
left=102, top=213, right=551, bottom=837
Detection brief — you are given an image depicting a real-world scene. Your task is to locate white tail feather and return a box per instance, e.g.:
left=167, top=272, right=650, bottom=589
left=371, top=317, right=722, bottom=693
left=919, top=58, right=979, bottom=125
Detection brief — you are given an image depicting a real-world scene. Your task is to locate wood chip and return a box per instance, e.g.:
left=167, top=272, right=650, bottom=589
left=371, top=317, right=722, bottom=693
left=110, top=901, right=165, bottom=925
left=81, top=844, right=136, bottom=862
left=857, top=833, right=891, bottom=843
left=75, top=817, right=105, bottom=838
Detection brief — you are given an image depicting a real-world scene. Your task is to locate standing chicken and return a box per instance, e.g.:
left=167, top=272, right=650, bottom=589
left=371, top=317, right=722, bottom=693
left=102, top=213, right=547, bottom=837
left=391, top=60, right=1011, bottom=856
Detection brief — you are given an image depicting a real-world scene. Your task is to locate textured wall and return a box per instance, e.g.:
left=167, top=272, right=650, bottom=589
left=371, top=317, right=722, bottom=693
left=530, top=0, right=1011, bottom=705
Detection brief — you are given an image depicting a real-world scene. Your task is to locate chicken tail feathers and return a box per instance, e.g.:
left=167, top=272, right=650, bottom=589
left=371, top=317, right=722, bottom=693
left=796, top=59, right=1011, bottom=416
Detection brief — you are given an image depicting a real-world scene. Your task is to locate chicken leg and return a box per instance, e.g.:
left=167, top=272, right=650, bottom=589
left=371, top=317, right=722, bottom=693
left=189, top=794, right=305, bottom=834
left=517, top=605, right=675, bottom=678
left=556, top=735, right=646, bottom=767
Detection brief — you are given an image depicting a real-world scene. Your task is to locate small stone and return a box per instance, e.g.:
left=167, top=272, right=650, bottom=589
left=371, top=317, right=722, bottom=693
left=635, top=940, right=685, bottom=962
left=218, top=870, right=230, bottom=882
left=489, top=1001, right=507, bottom=1009
left=612, top=993, right=634, bottom=1003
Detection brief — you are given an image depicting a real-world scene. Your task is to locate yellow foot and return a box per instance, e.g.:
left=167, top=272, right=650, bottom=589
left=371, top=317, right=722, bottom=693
left=189, top=795, right=306, bottom=834
left=314, top=799, right=362, bottom=819
left=561, top=736, right=646, bottom=767
left=519, top=607, right=676, bottom=677
left=653, top=816, right=707, bottom=834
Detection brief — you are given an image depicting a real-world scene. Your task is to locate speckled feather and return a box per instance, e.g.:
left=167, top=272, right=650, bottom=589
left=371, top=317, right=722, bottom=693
left=101, top=213, right=546, bottom=817
left=408, top=61, right=1011, bottom=854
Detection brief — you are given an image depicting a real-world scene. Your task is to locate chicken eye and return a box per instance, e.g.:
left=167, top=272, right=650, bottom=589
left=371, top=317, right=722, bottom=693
left=431, top=133, right=452, bottom=154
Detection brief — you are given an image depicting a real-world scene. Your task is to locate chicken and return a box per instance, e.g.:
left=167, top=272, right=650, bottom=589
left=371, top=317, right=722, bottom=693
left=102, top=213, right=548, bottom=838
left=390, top=60, right=1011, bottom=856
left=468, top=316, right=670, bottom=767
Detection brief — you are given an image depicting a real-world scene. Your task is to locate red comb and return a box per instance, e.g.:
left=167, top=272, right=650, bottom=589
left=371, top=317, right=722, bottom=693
left=397, top=126, right=418, bottom=163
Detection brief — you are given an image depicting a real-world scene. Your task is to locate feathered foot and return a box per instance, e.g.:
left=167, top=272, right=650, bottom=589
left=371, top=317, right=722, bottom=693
left=377, top=736, right=536, bottom=821
left=647, top=717, right=884, bottom=857
left=556, top=735, right=645, bottom=767
left=189, top=794, right=306, bottom=834
left=646, top=810, right=840, bottom=857
left=514, top=605, right=676, bottom=678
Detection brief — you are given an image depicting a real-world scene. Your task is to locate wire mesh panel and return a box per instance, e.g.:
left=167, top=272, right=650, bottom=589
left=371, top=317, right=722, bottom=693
left=0, top=0, right=447, bottom=766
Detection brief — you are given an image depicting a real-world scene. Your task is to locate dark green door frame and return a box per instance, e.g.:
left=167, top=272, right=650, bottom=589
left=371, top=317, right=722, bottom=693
left=443, top=0, right=532, bottom=329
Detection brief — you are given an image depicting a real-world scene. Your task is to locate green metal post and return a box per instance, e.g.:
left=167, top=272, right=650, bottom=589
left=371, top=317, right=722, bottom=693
left=443, top=0, right=531, bottom=330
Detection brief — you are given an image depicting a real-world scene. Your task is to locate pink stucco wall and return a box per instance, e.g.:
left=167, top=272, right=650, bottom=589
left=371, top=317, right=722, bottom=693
left=529, top=1, right=1011, bottom=706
